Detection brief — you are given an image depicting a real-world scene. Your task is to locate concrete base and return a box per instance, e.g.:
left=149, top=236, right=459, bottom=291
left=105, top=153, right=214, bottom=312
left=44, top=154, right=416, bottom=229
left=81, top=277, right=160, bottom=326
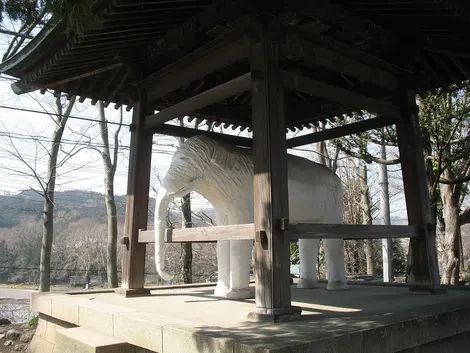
left=27, top=283, right=470, bottom=353
left=28, top=313, right=77, bottom=353
left=247, top=305, right=302, bottom=323
left=56, top=327, right=131, bottom=353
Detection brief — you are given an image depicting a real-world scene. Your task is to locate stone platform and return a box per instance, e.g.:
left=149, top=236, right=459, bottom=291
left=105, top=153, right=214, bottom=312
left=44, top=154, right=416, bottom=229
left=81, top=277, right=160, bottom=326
left=28, top=282, right=470, bottom=353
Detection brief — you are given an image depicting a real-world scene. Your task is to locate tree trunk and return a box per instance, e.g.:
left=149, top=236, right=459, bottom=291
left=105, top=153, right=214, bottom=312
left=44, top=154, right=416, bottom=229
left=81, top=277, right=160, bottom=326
left=97, top=101, right=121, bottom=288
left=440, top=179, right=461, bottom=285
left=379, top=132, right=393, bottom=282
left=459, top=234, right=465, bottom=273
left=105, top=176, right=119, bottom=287
left=181, top=193, right=193, bottom=284
left=353, top=243, right=361, bottom=274
left=360, top=163, right=376, bottom=276
left=40, top=190, right=54, bottom=292
left=39, top=96, right=75, bottom=292
left=177, top=119, right=196, bottom=284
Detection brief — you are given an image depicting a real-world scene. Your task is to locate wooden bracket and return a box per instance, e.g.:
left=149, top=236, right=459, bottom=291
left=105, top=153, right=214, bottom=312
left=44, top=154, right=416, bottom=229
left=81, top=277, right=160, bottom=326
left=120, top=236, right=129, bottom=248
left=280, top=218, right=289, bottom=231
left=165, top=228, right=174, bottom=243
left=255, top=230, right=268, bottom=245
left=427, top=222, right=436, bottom=232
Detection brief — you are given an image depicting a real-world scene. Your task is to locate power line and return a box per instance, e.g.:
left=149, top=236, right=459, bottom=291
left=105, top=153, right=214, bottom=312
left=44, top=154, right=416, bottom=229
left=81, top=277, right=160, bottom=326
left=0, top=104, right=129, bottom=127
left=0, top=130, right=178, bottom=155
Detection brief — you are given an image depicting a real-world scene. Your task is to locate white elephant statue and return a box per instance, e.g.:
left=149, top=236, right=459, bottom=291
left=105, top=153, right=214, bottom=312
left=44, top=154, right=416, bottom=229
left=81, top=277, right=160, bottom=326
left=154, top=135, right=348, bottom=299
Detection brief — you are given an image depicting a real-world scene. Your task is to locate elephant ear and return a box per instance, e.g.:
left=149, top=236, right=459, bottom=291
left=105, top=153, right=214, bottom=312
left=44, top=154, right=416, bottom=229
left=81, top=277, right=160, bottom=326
left=210, top=144, right=237, bottom=171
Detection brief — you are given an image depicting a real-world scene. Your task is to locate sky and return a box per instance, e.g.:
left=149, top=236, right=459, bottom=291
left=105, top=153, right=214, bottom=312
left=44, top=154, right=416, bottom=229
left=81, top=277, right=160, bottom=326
left=0, top=19, right=408, bottom=222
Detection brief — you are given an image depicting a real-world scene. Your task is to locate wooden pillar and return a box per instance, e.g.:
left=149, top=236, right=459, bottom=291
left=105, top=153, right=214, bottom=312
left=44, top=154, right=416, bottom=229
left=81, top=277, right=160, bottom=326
left=116, top=88, right=153, bottom=297
left=395, top=87, right=442, bottom=292
left=247, top=15, right=301, bottom=322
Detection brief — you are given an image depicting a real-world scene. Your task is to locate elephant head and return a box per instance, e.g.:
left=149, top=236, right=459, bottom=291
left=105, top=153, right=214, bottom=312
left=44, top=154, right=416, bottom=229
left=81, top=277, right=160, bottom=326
left=154, top=135, right=246, bottom=281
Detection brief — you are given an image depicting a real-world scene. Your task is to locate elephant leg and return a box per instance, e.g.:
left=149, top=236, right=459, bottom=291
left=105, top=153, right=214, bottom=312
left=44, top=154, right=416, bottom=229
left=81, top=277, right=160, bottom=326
left=323, top=238, right=348, bottom=290
left=214, top=240, right=230, bottom=296
left=226, top=239, right=254, bottom=299
left=297, top=238, right=320, bottom=289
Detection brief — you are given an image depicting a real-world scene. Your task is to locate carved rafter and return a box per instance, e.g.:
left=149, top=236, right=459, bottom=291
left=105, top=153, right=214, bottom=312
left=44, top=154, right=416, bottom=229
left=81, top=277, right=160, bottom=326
left=143, top=30, right=250, bottom=103
left=283, top=71, right=400, bottom=119
left=143, top=0, right=249, bottom=62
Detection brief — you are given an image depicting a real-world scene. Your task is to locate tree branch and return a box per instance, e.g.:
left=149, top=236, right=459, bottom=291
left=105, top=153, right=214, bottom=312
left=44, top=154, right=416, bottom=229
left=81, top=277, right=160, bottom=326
left=112, top=106, right=123, bottom=175
left=439, top=174, right=470, bottom=185
left=336, top=143, right=400, bottom=165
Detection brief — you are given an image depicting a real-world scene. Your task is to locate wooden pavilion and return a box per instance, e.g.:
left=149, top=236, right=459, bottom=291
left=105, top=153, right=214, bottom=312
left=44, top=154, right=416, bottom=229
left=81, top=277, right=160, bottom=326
left=2, top=0, right=470, bottom=323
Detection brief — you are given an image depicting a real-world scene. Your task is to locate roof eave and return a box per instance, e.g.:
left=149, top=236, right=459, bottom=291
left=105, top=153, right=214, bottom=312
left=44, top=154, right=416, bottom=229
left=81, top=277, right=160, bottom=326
left=0, top=21, right=64, bottom=77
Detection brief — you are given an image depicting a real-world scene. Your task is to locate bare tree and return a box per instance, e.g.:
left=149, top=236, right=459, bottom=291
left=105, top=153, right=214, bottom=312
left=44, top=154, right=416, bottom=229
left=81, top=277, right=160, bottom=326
left=339, top=159, right=364, bottom=275
left=360, top=160, right=376, bottom=276
left=379, top=131, right=394, bottom=282
left=0, top=93, right=85, bottom=291
left=95, top=101, right=123, bottom=287
left=180, top=193, right=193, bottom=283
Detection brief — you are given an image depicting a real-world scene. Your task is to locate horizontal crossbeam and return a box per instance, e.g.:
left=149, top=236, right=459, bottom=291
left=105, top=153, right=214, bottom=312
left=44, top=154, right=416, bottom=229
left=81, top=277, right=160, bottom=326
left=287, top=224, right=418, bottom=241
left=283, top=71, right=401, bottom=119
left=138, top=224, right=254, bottom=243
left=145, top=73, right=251, bottom=129
left=138, top=223, right=418, bottom=243
left=282, top=32, right=398, bottom=90
left=286, top=116, right=397, bottom=148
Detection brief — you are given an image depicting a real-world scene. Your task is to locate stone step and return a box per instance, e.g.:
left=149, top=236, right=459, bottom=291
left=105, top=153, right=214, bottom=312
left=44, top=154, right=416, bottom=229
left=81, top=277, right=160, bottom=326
left=55, top=327, right=132, bottom=353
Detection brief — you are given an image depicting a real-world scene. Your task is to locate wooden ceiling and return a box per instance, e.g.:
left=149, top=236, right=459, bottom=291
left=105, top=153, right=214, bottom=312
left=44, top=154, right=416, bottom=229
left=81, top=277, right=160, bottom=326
left=1, top=0, right=470, bottom=132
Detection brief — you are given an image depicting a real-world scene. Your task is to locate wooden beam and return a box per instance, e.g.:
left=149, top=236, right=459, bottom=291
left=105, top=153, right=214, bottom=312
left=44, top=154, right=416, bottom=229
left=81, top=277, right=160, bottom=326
left=139, top=224, right=254, bottom=243
left=248, top=16, right=300, bottom=322
left=283, top=32, right=398, bottom=90
left=149, top=123, right=253, bottom=147
left=117, top=87, right=153, bottom=297
left=286, top=116, right=397, bottom=148
left=154, top=95, right=252, bottom=125
left=146, top=73, right=251, bottom=129
left=144, top=0, right=246, bottom=61
left=143, top=31, right=250, bottom=101
left=395, top=87, right=441, bottom=292
left=11, top=80, right=40, bottom=95
left=288, top=0, right=393, bottom=49
left=283, top=24, right=405, bottom=76
left=157, top=93, right=348, bottom=129
left=288, top=224, right=418, bottom=241
left=283, top=71, right=401, bottom=119
left=137, top=223, right=419, bottom=243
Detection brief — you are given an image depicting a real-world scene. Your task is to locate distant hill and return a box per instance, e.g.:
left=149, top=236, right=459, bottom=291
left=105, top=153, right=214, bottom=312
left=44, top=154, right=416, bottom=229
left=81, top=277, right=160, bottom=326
left=0, top=189, right=405, bottom=229
left=0, top=190, right=134, bottom=228
left=0, top=189, right=216, bottom=229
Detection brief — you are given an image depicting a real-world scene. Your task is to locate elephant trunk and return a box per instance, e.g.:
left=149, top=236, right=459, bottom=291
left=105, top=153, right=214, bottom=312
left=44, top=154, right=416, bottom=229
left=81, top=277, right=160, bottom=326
left=154, top=187, right=173, bottom=281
